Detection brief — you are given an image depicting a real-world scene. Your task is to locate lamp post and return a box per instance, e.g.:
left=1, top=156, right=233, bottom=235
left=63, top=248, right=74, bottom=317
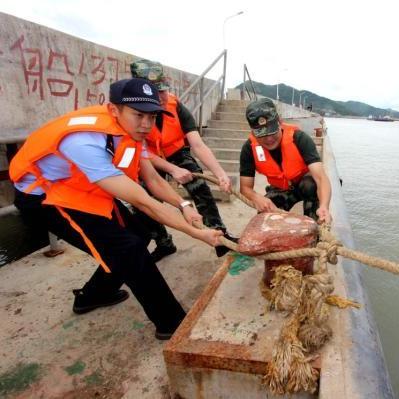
left=291, top=87, right=295, bottom=106
left=223, top=11, right=244, bottom=49
left=302, top=95, right=308, bottom=109
left=299, top=92, right=305, bottom=108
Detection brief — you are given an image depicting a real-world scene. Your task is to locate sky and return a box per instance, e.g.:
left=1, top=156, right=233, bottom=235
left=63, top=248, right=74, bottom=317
left=1, top=0, right=399, bottom=111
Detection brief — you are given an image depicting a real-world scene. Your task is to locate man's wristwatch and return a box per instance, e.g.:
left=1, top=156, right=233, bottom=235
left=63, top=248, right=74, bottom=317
left=179, top=200, right=193, bottom=211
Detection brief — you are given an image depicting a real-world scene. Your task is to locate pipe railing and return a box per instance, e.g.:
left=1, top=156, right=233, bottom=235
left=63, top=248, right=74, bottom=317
left=180, top=50, right=227, bottom=135
left=242, top=64, right=257, bottom=101
left=191, top=75, right=224, bottom=114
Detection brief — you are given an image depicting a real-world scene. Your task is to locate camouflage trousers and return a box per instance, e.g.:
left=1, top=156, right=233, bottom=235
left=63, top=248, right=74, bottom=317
left=265, top=174, right=319, bottom=221
left=148, top=147, right=226, bottom=247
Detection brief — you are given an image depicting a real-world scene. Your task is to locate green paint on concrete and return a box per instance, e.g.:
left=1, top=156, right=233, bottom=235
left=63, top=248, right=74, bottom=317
left=132, top=321, right=145, bottom=330
left=0, top=362, right=41, bottom=396
left=84, top=371, right=104, bottom=386
left=65, top=360, right=86, bottom=375
left=228, top=253, right=255, bottom=276
left=62, top=320, right=75, bottom=329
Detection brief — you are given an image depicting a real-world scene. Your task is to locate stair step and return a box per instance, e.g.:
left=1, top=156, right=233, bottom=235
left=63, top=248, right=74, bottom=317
left=197, top=159, right=240, bottom=173
left=220, top=99, right=251, bottom=106
left=203, top=137, right=247, bottom=149
left=210, top=148, right=241, bottom=161
left=208, top=120, right=249, bottom=130
left=214, top=112, right=247, bottom=122
left=217, top=104, right=247, bottom=113
left=202, top=128, right=249, bottom=139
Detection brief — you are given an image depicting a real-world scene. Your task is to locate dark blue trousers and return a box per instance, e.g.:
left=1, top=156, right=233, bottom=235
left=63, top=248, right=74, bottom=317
left=14, top=190, right=185, bottom=332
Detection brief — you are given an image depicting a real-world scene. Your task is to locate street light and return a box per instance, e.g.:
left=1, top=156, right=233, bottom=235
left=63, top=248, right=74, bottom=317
left=222, top=11, right=244, bottom=49
left=299, top=92, right=305, bottom=108
left=302, top=95, right=308, bottom=109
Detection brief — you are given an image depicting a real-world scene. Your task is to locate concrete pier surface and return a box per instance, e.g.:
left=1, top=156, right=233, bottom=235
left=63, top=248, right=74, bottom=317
left=0, top=187, right=359, bottom=398
left=1, top=140, right=393, bottom=398
left=0, top=189, right=259, bottom=398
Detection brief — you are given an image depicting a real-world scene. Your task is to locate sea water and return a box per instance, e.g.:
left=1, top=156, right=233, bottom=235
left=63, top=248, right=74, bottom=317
left=327, top=117, right=399, bottom=396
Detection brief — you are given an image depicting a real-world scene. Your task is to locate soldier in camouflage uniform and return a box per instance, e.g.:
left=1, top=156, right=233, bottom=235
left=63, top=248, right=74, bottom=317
left=239, top=98, right=332, bottom=224
left=264, top=176, right=320, bottom=220
left=130, top=59, right=236, bottom=261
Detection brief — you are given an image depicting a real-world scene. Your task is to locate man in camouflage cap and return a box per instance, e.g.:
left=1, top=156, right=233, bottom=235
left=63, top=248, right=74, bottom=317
left=239, top=97, right=332, bottom=223
left=130, top=58, right=237, bottom=262
left=130, top=60, right=169, bottom=91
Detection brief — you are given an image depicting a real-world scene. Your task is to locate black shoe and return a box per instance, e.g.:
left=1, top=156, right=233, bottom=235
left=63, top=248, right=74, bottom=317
left=155, top=330, right=174, bottom=340
left=215, top=232, right=240, bottom=258
left=72, top=289, right=129, bottom=314
left=150, top=244, right=177, bottom=263
left=155, top=321, right=183, bottom=340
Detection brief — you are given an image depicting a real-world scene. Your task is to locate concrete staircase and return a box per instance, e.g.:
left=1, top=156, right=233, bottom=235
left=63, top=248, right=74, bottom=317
left=174, top=99, right=250, bottom=202
left=202, top=99, right=250, bottom=176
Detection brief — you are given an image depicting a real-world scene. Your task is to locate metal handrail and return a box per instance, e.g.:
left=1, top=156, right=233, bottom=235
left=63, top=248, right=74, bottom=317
left=242, top=64, right=257, bottom=101
left=179, top=50, right=227, bottom=135
left=191, top=75, right=224, bottom=114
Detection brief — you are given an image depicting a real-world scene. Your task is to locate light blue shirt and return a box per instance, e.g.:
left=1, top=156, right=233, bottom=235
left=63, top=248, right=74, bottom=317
left=15, top=132, right=148, bottom=195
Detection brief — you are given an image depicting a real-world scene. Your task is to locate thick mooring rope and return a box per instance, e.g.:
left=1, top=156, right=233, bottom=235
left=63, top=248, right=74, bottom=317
left=192, top=172, right=399, bottom=275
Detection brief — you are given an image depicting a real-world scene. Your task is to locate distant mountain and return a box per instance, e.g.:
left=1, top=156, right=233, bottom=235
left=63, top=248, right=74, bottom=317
left=236, top=82, right=399, bottom=119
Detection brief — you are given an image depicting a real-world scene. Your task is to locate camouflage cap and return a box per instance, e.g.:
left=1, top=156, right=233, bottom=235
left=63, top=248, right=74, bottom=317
left=246, top=98, right=280, bottom=137
left=130, top=59, right=169, bottom=91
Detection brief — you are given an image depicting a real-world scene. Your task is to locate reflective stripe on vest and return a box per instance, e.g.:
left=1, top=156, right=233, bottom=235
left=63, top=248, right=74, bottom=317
left=10, top=105, right=142, bottom=217
left=145, top=93, right=185, bottom=158
left=249, top=124, right=309, bottom=190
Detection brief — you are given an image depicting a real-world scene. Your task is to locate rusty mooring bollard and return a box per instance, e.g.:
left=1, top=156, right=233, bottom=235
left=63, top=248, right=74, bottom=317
left=237, top=212, right=318, bottom=287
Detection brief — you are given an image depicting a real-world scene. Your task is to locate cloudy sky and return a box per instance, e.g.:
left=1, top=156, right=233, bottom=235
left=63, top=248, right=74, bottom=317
left=1, top=0, right=398, bottom=110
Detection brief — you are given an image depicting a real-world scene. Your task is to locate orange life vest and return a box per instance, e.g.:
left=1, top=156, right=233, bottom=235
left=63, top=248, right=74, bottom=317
left=249, top=124, right=309, bottom=190
left=9, top=105, right=142, bottom=273
left=145, top=93, right=185, bottom=158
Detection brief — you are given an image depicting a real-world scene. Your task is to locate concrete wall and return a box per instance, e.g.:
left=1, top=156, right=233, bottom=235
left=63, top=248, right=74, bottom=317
left=0, top=12, right=222, bottom=205
left=0, top=12, right=220, bottom=143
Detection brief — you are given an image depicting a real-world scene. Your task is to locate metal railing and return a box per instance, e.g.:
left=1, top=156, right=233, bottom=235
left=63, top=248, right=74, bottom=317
left=180, top=50, right=227, bottom=135
left=242, top=64, right=257, bottom=101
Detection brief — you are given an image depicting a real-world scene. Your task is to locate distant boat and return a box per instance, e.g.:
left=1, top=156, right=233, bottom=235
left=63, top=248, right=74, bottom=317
left=372, top=115, right=394, bottom=122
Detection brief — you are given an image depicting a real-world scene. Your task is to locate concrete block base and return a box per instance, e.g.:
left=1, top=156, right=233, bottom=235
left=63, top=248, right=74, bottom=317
left=167, top=365, right=310, bottom=399
left=164, top=256, right=317, bottom=398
